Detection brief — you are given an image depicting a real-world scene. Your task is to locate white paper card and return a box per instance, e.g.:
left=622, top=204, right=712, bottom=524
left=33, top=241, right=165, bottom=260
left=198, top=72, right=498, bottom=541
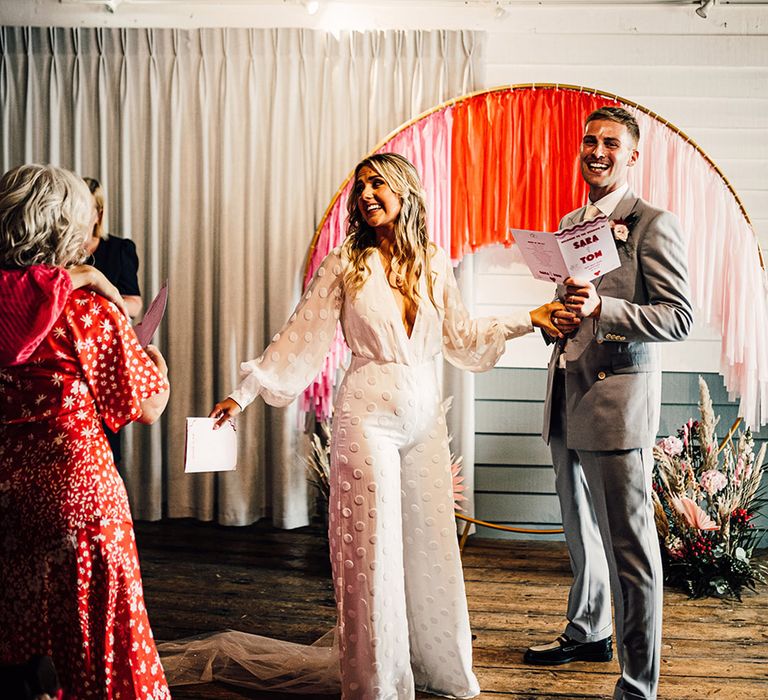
left=511, top=216, right=621, bottom=284
left=184, top=417, right=237, bottom=473
left=511, top=226, right=569, bottom=283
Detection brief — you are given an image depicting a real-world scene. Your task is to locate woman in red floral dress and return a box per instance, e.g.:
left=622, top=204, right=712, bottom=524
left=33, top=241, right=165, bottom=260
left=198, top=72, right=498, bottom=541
left=0, top=164, right=171, bottom=699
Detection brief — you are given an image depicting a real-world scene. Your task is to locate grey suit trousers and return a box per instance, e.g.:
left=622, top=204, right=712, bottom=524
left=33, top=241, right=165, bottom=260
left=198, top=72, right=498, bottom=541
left=550, top=371, right=663, bottom=700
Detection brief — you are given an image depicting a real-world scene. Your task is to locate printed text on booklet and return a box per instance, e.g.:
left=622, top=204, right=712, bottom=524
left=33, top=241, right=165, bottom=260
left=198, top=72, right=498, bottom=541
left=512, top=217, right=620, bottom=284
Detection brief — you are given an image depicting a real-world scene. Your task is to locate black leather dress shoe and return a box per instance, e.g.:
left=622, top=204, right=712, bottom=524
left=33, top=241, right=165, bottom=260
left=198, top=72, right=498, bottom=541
left=523, top=634, right=613, bottom=665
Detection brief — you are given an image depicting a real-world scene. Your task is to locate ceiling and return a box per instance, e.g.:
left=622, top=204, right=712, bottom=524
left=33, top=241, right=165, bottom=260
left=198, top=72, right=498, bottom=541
left=54, top=0, right=768, bottom=6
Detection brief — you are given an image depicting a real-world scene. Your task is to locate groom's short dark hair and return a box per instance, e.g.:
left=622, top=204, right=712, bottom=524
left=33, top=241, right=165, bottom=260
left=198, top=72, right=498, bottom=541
left=585, top=106, right=640, bottom=146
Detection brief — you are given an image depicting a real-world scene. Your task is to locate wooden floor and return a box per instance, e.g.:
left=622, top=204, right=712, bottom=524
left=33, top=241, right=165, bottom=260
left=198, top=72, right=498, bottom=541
left=135, top=519, right=768, bottom=700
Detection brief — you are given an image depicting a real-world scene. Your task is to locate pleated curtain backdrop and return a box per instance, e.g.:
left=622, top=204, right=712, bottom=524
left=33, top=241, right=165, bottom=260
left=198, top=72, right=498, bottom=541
left=0, top=26, right=483, bottom=526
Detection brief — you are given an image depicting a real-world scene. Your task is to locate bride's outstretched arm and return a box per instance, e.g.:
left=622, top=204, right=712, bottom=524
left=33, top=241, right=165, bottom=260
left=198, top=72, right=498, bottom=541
left=440, top=248, right=563, bottom=372
left=210, top=249, right=344, bottom=427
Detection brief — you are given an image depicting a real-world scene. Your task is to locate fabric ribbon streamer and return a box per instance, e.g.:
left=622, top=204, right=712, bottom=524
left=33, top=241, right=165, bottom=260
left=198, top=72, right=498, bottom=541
left=303, top=85, right=767, bottom=428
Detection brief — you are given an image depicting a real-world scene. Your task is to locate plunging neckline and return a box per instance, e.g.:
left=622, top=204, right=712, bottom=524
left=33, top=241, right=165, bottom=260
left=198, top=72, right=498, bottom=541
left=374, top=252, right=420, bottom=341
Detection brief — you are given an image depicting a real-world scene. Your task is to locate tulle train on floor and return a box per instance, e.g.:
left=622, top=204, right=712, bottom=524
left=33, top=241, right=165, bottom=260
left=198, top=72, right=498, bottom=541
left=157, top=629, right=341, bottom=694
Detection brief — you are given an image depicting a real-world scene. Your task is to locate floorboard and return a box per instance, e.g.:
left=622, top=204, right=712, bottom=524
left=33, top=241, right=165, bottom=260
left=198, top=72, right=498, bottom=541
left=134, top=519, right=768, bottom=699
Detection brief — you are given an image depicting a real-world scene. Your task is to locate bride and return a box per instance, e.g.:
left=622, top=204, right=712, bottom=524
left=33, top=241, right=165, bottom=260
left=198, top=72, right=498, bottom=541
left=165, top=153, right=562, bottom=699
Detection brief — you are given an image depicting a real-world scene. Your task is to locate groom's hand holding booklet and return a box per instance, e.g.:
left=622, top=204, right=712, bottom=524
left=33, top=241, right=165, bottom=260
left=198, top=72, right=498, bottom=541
left=511, top=216, right=620, bottom=284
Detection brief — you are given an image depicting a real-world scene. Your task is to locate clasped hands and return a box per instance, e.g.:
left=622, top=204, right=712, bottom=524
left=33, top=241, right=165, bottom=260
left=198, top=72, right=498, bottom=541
left=549, top=277, right=601, bottom=338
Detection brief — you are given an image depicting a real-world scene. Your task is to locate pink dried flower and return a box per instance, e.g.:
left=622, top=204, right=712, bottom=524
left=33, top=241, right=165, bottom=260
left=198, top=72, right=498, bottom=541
left=609, top=213, right=638, bottom=244
left=734, top=457, right=745, bottom=485
left=658, top=435, right=683, bottom=456
left=699, top=469, right=728, bottom=495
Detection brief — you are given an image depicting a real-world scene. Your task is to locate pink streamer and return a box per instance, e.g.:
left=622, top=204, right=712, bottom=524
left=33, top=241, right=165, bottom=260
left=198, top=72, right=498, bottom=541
left=378, top=108, right=454, bottom=258
left=628, top=111, right=768, bottom=427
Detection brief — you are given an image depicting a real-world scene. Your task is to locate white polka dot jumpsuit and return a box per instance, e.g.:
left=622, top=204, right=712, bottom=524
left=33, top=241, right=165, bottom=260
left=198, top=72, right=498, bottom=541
left=230, top=245, right=533, bottom=699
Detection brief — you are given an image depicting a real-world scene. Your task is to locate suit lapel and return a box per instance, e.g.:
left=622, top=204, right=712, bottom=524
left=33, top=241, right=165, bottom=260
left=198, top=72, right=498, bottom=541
left=608, top=189, right=640, bottom=223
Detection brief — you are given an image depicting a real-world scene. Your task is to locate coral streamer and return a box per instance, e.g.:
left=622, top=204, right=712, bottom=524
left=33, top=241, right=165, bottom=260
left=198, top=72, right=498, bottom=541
left=449, top=88, right=615, bottom=258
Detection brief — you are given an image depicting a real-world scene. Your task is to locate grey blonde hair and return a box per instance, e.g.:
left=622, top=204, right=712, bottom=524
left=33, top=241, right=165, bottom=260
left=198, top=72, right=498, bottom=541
left=342, top=153, right=436, bottom=307
left=0, top=164, right=92, bottom=269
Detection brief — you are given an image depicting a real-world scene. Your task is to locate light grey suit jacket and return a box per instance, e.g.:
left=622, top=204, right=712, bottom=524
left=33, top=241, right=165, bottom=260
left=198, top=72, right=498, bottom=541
left=541, top=189, right=693, bottom=451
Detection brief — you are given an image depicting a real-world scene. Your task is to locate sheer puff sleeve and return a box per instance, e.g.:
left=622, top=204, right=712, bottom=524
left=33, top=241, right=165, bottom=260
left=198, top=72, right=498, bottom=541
left=440, top=249, right=533, bottom=372
left=229, top=249, right=344, bottom=409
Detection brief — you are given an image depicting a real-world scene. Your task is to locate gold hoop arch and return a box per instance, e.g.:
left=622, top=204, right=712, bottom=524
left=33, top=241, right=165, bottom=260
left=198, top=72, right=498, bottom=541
left=306, top=84, right=764, bottom=540
left=305, top=82, right=763, bottom=277
left=455, top=513, right=564, bottom=552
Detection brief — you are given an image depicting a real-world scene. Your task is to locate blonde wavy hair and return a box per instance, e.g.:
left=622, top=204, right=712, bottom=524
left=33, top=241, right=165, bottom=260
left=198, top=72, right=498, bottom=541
left=342, top=153, right=436, bottom=308
left=0, top=164, right=92, bottom=269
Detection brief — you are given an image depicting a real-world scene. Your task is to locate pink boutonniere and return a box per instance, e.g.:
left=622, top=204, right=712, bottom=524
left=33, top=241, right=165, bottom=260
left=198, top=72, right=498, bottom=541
left=612, top=223, right=630, bottom=242
left=609, top=212, right=639, bottom=253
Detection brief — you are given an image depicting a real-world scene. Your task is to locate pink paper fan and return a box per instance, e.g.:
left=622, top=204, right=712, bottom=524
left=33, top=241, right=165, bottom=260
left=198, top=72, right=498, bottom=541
left=451, top=462, right=468, bottom=512
left=671, top=496, right=720, bottom=531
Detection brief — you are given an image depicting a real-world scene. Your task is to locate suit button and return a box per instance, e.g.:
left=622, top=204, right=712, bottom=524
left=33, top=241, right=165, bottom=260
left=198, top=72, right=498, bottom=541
left=596, top=338, right=604, bottom=344
left=597, top=371, right=606, bottom=380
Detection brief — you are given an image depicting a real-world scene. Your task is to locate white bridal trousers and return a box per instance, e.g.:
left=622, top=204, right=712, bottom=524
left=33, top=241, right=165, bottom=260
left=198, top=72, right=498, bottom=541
left=329, top=355, right=480, bottom=700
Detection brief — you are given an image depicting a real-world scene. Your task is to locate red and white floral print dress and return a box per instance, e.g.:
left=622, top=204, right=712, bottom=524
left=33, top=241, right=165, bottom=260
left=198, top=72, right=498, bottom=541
left=0, top=289, right=171, bottom=700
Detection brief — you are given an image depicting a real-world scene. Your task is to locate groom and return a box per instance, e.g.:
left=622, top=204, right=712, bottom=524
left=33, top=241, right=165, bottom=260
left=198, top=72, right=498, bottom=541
left=526, top=107, right=693, bottom=700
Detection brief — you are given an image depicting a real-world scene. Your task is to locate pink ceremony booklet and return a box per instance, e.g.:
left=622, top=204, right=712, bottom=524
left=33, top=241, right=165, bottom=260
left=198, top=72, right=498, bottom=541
left=511, top=217, right=620, bottom=284
left=134, top=281, right=169, bottom=347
